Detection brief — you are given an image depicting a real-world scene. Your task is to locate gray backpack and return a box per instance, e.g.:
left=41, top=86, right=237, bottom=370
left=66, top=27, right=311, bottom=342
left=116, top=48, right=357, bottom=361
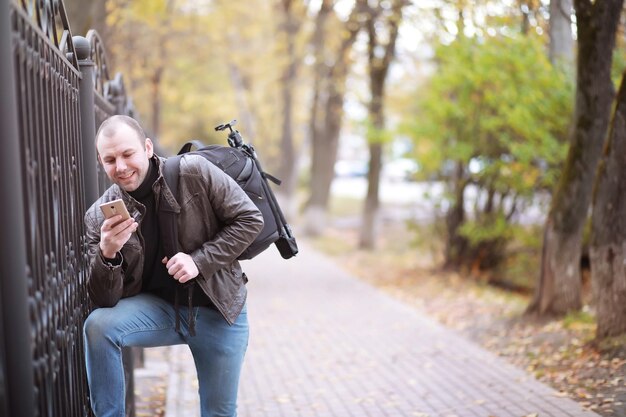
left=161, top=121, right=298, bottom=260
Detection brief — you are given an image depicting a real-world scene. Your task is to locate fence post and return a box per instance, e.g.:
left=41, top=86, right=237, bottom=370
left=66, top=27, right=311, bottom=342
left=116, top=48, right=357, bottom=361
left=0, top=1, right=35, bottom=417
left=74, top=35, right=100, bottom=207
left=74, top=34, right=137, bottom=417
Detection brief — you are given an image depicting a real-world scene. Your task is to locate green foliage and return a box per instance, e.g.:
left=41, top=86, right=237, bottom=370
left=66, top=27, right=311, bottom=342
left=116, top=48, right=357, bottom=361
left=475, top=222, right=543, bottom=293
left=459, top=213, right=512, bottom=247
left=611, top=45, right=626, bottom=86
left=363, top=118, right=394, bottom=145
left=104, top=0, right=309, bottom=169
left=563, top=310, right=596, bottom=329
left=404, top=33, right=574, bottom=269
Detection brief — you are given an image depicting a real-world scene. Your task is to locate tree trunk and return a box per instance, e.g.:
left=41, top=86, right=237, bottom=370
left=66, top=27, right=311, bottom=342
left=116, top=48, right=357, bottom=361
left=520, top=2, right=531, bottom=35
left=591, top=71, right=626, bottom=339
left=358, top=0, right=405, bottom=249
left=276, top=0, right=301, bottom=199
left=305, top=88, right=344, bottom=235
left=150, top=66, right=163, bottom=138
left=549, top=0, right=574, bottom=66
left=303, top=0, right=365, bottom=236
left=65, top=0, right=108, bottom=39
left=360, top=142, right=382, bottom=248
left=301, top=0, right=331, bottom=235
left=528, top=0, right=624, bottom=316
left=360, top=51, right=385, bottom=249
left=149, top=1, right=175, bottom=139
left=444, top=162, right=468, bottom=268
left=227, top=61, right=257, bottom=141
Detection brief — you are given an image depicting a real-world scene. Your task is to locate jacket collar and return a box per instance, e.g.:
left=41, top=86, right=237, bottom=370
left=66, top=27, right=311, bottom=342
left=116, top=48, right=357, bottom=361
left=155, top=155, right=181, bottom=214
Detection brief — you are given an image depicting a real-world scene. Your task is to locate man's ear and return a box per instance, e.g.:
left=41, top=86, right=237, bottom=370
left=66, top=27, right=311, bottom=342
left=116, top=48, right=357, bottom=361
left=145, top=138, right=154, bottom=158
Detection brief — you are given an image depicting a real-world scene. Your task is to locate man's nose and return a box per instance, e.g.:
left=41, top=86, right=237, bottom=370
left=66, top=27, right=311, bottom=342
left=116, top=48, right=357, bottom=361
left=115, top=160, right=128, bottom=172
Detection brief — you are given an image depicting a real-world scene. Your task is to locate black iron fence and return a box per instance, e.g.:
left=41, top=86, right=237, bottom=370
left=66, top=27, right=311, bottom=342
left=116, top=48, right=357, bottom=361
left=1, top=0, right=139, bottom=416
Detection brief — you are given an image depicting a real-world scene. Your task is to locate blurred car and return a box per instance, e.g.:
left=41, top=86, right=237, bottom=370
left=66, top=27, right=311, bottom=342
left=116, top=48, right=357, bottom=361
left=382, top=158, right=419, bottom=182
left=334, top=160, right=369, bottom=178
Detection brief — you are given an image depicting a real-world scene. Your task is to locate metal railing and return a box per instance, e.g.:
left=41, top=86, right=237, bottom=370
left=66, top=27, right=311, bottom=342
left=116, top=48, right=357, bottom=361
left=1, top=0, right=139, bottom=416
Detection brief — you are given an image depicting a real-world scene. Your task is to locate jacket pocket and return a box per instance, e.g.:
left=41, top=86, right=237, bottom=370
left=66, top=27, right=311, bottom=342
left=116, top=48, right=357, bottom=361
left=230, top=261, right=243, bottom=281
left=181, top=192, right=201, bottom=208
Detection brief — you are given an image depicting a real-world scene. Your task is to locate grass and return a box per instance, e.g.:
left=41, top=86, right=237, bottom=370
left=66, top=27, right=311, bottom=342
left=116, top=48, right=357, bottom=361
left=564, top=309, right=597, bottom=331
left=327, top=195, right=362, bottom=218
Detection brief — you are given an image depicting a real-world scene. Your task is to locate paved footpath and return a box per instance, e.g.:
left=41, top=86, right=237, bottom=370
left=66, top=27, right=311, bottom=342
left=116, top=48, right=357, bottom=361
left=149, top=241, right=601, bottom=417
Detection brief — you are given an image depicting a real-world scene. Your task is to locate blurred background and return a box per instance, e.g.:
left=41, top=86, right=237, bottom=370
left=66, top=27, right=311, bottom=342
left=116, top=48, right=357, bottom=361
left=6, top=2, right=626, bottom=416
left=4, top=1, right=624, bottom=415
left=63, top=0, right=626, bottom=331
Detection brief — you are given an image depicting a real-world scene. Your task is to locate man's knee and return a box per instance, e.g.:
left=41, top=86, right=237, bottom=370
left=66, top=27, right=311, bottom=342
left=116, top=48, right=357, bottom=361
left=83, top=308, right=113, bottom=342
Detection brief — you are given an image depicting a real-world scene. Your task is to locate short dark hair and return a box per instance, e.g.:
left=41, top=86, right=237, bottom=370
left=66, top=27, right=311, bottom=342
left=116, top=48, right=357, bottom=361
left=96, top=115, right=146, bottom=147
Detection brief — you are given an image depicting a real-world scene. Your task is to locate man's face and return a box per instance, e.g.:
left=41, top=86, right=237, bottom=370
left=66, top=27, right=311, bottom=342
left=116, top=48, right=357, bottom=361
left=97, top=124, right=154, bottom=192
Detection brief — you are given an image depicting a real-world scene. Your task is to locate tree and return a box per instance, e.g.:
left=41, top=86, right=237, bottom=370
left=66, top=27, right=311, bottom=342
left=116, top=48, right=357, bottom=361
left=590, top=71, right=626, bottom=339
left=206, top=0, right=312, bottom=183
left=406, top=34, right=573, bottom=272
left=519, top=1, right=541, bottom=35
left=147, top=0, right=174, bottom=139
left=274, top=0, right=307, bottom=201
left=428, top=0, right=549, bottom=40
left=64, top=0, right=108, bottom=40
left=303, top=0, right=367, bottom=236
left=548, top=0, right=574, bottom=67
left=106, top=0, right=195, bottom=141
left=359, top=0, right=406, bottom=249
left=103, top=0, right=272, bottom=152
left=527, top=0, right=625, bottom=316
left=213, top=1, right=276, bottom=147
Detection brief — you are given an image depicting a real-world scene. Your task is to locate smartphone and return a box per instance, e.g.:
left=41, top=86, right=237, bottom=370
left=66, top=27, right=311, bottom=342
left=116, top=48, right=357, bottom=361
left=99, top=199, right=131, bottom=222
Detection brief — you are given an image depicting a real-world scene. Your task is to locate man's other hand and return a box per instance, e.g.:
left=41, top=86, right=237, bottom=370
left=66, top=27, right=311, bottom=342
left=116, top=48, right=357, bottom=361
left=162, top=253, right=199, bottom=283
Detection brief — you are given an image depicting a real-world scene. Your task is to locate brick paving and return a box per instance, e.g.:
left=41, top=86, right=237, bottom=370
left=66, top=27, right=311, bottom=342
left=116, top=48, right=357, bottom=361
left=139, top=241, right=601, bottom=417
left=134, top=349, right=168, bottom=417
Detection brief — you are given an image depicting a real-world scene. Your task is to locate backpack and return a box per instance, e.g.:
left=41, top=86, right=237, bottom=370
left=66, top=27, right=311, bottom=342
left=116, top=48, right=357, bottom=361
left=161, top=121, right=298, bottom=261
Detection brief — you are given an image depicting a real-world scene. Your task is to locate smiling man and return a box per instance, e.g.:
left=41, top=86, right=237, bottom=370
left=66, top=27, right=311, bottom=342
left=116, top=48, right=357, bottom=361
left=83, top=115, right=264, bottom=417
left=96, top=119, right=153, bottom=192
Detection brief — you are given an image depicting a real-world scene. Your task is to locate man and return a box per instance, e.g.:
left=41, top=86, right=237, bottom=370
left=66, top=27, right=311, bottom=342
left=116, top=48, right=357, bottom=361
left=83, top=115, right=263, bottom=417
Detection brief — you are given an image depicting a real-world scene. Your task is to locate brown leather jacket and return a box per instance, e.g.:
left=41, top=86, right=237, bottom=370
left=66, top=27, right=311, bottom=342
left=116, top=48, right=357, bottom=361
left=84, top=154, right=264, bottom=324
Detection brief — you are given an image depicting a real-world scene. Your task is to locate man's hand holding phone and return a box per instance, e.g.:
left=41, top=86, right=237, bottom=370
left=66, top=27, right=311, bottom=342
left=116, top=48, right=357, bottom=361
left=99, top=199, right=138, bottom=259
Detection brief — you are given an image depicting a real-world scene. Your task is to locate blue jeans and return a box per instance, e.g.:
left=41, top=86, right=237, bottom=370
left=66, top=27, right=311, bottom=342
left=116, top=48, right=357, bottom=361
left=83, top=293, right=249, bottom=417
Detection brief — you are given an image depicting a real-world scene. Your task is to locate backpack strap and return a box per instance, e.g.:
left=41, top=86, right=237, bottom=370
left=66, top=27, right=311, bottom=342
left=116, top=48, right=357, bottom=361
left=164, top=140, right=205, bottom=205
left=160, top=155, right=183, bottom=259
left=262, top=171, right=282, bottom=186
left=162, top=154, right=182, bottom=203
left=161, top=153, right=197, bottom=336
left=178, top=140, right=206, bottom=155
